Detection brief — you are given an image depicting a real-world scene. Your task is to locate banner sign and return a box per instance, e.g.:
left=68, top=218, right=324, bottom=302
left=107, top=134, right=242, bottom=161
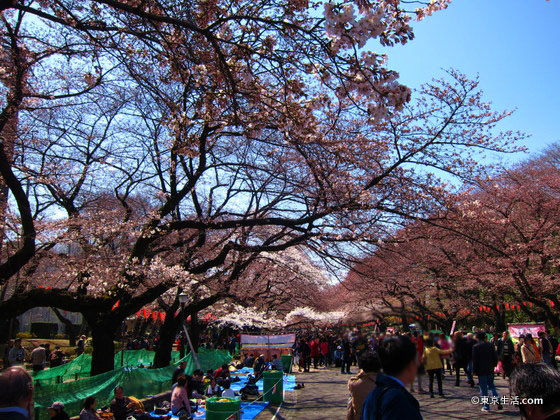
left=508, top=323, right=545, bottom=338
left=240, top=334, right=296, bottom=345
left=450, top=320, right=457, bottom=337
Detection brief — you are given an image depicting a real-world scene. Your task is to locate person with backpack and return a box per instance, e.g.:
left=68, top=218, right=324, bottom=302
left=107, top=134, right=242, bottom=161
left=362, top=336, right=422, bottom=420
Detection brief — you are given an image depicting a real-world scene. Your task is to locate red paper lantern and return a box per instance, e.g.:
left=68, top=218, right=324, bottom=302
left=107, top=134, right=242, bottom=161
left=160, top=312, right=166, bottom=322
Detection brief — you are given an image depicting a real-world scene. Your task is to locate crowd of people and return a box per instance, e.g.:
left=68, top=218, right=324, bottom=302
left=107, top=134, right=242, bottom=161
left=3, top=326, right=560, bottom=420
left=2, top=337, right=86, bottom=371
left=338, top=329, right=560, bottom=420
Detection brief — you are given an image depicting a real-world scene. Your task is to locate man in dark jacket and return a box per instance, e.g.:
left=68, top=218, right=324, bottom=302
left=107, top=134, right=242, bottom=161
left=472, top=331, right=502, bottom=413
left=0, top=366, right=34, bottom=420
left=497, top=331, right=515, bottom=378
left=341, top=338, right=352, bottom=374
left=453, top=332, right=474, bottom=387
left=362, top=336, right=422, bottom=420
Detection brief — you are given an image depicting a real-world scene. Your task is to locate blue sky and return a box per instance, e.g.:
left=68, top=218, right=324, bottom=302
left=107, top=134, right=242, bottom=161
left=379, top=0, right=560, bottom=163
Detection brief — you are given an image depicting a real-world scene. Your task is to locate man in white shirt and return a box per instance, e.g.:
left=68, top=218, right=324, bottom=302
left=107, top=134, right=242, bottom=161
left=221, top=380, right=236, bottom=398
left=30, top=344, right=46, bottom=372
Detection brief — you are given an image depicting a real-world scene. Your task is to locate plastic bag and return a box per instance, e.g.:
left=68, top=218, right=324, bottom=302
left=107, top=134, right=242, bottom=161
left=494, top=360, right=504, bottom=375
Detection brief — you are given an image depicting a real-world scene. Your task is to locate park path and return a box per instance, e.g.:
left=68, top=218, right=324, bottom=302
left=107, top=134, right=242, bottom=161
left=257, top=366, right=522, bottom=419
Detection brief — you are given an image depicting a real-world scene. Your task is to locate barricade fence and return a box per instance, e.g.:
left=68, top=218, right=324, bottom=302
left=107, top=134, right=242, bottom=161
left=34, top=349, right=232, bottom=420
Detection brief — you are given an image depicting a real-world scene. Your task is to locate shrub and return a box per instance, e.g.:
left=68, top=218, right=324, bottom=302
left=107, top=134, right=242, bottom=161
left=30, top=323, right=58, bottom=339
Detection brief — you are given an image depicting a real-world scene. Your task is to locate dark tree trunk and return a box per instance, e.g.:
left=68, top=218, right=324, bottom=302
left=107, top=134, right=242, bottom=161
left=89, top=321, right=118, bottom=376
left=52, top=308, right=78, bottom=346
left=153, top=309, right=182, bottom=368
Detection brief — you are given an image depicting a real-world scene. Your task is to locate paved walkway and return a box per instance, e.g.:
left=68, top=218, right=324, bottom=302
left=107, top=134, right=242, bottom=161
left=256, top=366, right=521, bottom=419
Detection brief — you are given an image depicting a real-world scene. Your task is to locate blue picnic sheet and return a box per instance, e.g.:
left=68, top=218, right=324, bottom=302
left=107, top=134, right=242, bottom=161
left=150, top=403, right=269, bottom=420
left=230, top=368, right=296, bottom=393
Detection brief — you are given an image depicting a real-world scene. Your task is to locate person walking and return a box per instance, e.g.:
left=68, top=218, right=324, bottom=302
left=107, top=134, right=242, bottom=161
left=497, top=331, right=514, bottom=379
left=538, top=331, right=554, bottom=367
left=464, top=333, right=476, bottom=386
left=410, top=332, right=426, bottom=394
left=472, top=331, right=503, bottom=413
left=341, top=337, right=352, bottom=374
left=76, top=336, right=86, bottom=357
left=310, top=338, right=320, bottom=369
left=453, top=332, right=474, bottom=387
left=438, top=334, right=453, bottom=375
left=422, top=338, right=453, bottom=398
left=320, top=338, right=329, bottom=367
left=362, top=336, right=422, bottom=420
left=521, top=334, right=542, bottom=364
left=347, top=351, right=381, bottom=420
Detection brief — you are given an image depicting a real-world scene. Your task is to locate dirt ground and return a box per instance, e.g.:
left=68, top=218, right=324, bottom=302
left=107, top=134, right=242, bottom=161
left=256, top=366, right=521, bottom=420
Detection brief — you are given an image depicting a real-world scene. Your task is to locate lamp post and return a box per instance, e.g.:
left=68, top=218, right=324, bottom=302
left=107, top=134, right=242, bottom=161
left=178, top=293, right=201, bottom=369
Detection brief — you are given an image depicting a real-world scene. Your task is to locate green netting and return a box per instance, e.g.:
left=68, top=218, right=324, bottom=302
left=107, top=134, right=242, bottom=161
left=33, top=350, right=180, bottom=385
left=33, top=353, right=93, bottom=385
left=113, top=349, right=181, bottom=368
left=34, top=349, right=231, bottom=420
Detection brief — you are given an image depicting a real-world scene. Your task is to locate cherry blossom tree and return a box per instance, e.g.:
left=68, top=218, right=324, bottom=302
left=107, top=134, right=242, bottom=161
left=1, top=0, right=525, bottom=374
left=342, top=149, right=560, bottom=332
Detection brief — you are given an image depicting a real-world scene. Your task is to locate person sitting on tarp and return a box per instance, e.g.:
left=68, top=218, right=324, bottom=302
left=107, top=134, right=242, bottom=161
left=49, top=347, right=65, bottom=368
left=126, top=397, right=170, bottom=420
left=213, top=364, right=231, bottom=382
left=243, top=354, right=255, bottom=368
left=188, top=370, right=205, bottom=399
left=80, top=397, right=101, bottom=420
left=110, top=387, right=131, bottom=420
left=48, top=402, right=69, bottom=420
left=171, top=377, right=192, bottom=418
left=221, top=380, right=236, bottom=398
left=205, top=378, right=222, bottom=398
left=271, top=354, right=282, bottom=371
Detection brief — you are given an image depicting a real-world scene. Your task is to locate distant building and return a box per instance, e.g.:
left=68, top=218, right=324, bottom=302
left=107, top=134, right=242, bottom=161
left=17, top=307, right=82, bottom=333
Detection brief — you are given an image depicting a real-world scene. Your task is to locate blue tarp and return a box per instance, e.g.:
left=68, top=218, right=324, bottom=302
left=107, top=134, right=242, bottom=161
left=150, top=403, right=269, bottom=420
left=230, top=368, right=296, bottom=393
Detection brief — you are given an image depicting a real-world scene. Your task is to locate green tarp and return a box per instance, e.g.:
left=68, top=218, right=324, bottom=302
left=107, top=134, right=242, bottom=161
left=34, top=349, right=231, bottom=420
left=33, top=350, right=181, bottom=385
